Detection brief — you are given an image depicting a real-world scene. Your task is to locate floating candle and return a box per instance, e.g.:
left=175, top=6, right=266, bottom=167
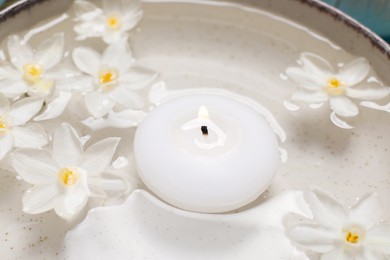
left=134, top=94, right=280, bottom=213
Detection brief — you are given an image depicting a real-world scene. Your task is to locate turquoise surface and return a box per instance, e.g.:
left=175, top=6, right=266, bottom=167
left=323, top=0, right=390, bottom=41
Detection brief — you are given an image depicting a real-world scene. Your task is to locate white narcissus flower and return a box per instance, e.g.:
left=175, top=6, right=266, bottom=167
left=0, top=33, right=79, bottom=121
left=72, top=37, right=157, bottom=118
left=74, top=0, right=142, bottom=44
left=11, top=123, right=121, bottom=221
left=287, top=189, right=390, bottom=260
left=285, top=53, right=390, bottom=129
left=0, top=94, right=48, bottom=160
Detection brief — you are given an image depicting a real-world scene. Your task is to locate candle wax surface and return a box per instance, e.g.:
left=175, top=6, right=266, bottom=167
left=134, top=94, right=280, bottom=213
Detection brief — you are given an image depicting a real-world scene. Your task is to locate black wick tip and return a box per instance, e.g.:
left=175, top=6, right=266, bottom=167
left=201, top=125, right=209, bottom=135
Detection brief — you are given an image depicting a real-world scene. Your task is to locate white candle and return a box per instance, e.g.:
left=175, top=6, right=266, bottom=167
left=134, top=94, right=280, bottom=213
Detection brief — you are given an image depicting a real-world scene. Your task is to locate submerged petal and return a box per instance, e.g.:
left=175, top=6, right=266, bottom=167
left=72, top=47, right=101, bottom=76
left=35, top=33, right=65, bottom=70
left=53, top=123, right=83, bottom=167
left=346, top=87, right=390, bottom=100
left=120, top=67, right=158, bottom=90
left=329, top=96, right=359, bottom=117
left=365, top=225, right=390, bottom=255
left=82, top=109, right=146, bottom=130
left=305, top=189, right=347, bottom=229
left=0, top=93, right=10, bottom=113
left=9, top=96, right=44, bottom=126
left=74, top=0, right=102, bottom=21
left=300, top=52, right=334, bottom=78
left=80, top=137, right=120, bottom=175
left=7, top=35, right=33, bottom=69
left=348, top=193, right=383, bottom=229
left=102, top=37, right=134, bottom=72
left=84, top=92, right=115, bottom=118
left=109, top=87, right=144, bottom=109
left=34, top=91, right=72, bottom=121
left=11, top=149, right=57, bottom=184
left=22, top=184, right=59, bottom=214
left=0, top=133, right=13, bottom=160
left=54, top=180, right=90, bottom=221
left=290, top=90, right=329, bottom=103
left=12, top=124, right=48, bottom=148
left=288, top=224, right=337, bottom=253
left=286, top=67, right=325, bottom=90
left=338, top=58, right=370, bottom=86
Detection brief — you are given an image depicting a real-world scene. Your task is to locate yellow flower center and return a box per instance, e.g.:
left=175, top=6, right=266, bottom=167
left=23, top=63, right=44, bottom=84
left=58, top=168, right=80, bottom=187
left=99, top=67, right=120, bottom=90
left=345, top=231, right=359, bottom=244
left=0, top=115, right=8, bottom=134
left=106, top=15, right=121, bottom=30
left=326, top=77, right=346, bottom=96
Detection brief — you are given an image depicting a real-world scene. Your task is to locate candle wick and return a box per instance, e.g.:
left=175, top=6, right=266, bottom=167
left=201, top=125, right=209, bottom=136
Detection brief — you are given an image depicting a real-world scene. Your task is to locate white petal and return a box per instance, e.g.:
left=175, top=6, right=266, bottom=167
left=321, top=247, right=350, bottom=260
left=0, top=62, right=20, bottom=80
left=121, top=0, right=141, bottom=11
left=291, top=90, right=329, bottom=103
left=53, top=123, right=83, bottom=167
left=330, top=112, right=354, bottom=129
left=109, top=87, right=144, bottom=109
left=7, top=35, right=33, bottom=69
left=0, top=133, right=13, bottom=160
left=360, top=101, right=390, bottom=113
left=0, top=93, right=10, bottom=114
left=74, top=0, right=102, bottom=21
left=119, top=67, right=158, bottom=90
left=286, top=67, right=325, bottom=90
left=82, top=109, right=146, bottom=130
left=365, top=225, right=390, bottom=254
left=72, top=46, right=101, bottom=76
left=0, top=79, right=29, bottom=98
left=346, top=87, right=390, bottom=100
left=102, top=37, right=134, bottom=71
left=305, top=188, right=347, bottom=229
left=102, top=0, right=120, bottom=12
left=74, top=19, right=105, bottom=40
left=121, top=10, right=143, bottom=31
left=329, top=96, right=359, bottom=117
left=9, top=96, right=44, bottom=125
left=22, top=184, right=59, bottom=214
left=54, top=179, right=90, bottom=221
left=35, top=33, right=65, bottom=70
left=11, top=149, right=58, bottom=184
left=338, top=58, right=370, bottom=86
left=358, top=250, right=386, bottom=260
left=80, top=137, right=120, bottom=175
left=34, top=91, right=72, bottom=121
left=348, top=193, right=383, bottom=229
left=287, top=224, right=337, bottom=253
left=300, top=52, right=334, bottom=78
left=56, top=75, right=94, bottom=92
left=84, top=92, right=115, bottom=118
left=12, top=124, right=48, bottom=148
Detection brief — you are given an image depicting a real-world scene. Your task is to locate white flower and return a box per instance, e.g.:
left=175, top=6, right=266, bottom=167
left=287, top=188, right=390, bottom=260
left=11, top=123, right=121, bottom=220
left=0, top=33, right=79, bottom=121
left=74, top=0, right=142, bottom=44
left=0, top=94, right=48, bottom=160
left=72, top=37, right=157, bottom=117
left=285, top=53, right=390, bottom=129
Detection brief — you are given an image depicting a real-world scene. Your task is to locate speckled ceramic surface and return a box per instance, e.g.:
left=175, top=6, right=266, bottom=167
left=0, top=0, right=390, bottom=259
